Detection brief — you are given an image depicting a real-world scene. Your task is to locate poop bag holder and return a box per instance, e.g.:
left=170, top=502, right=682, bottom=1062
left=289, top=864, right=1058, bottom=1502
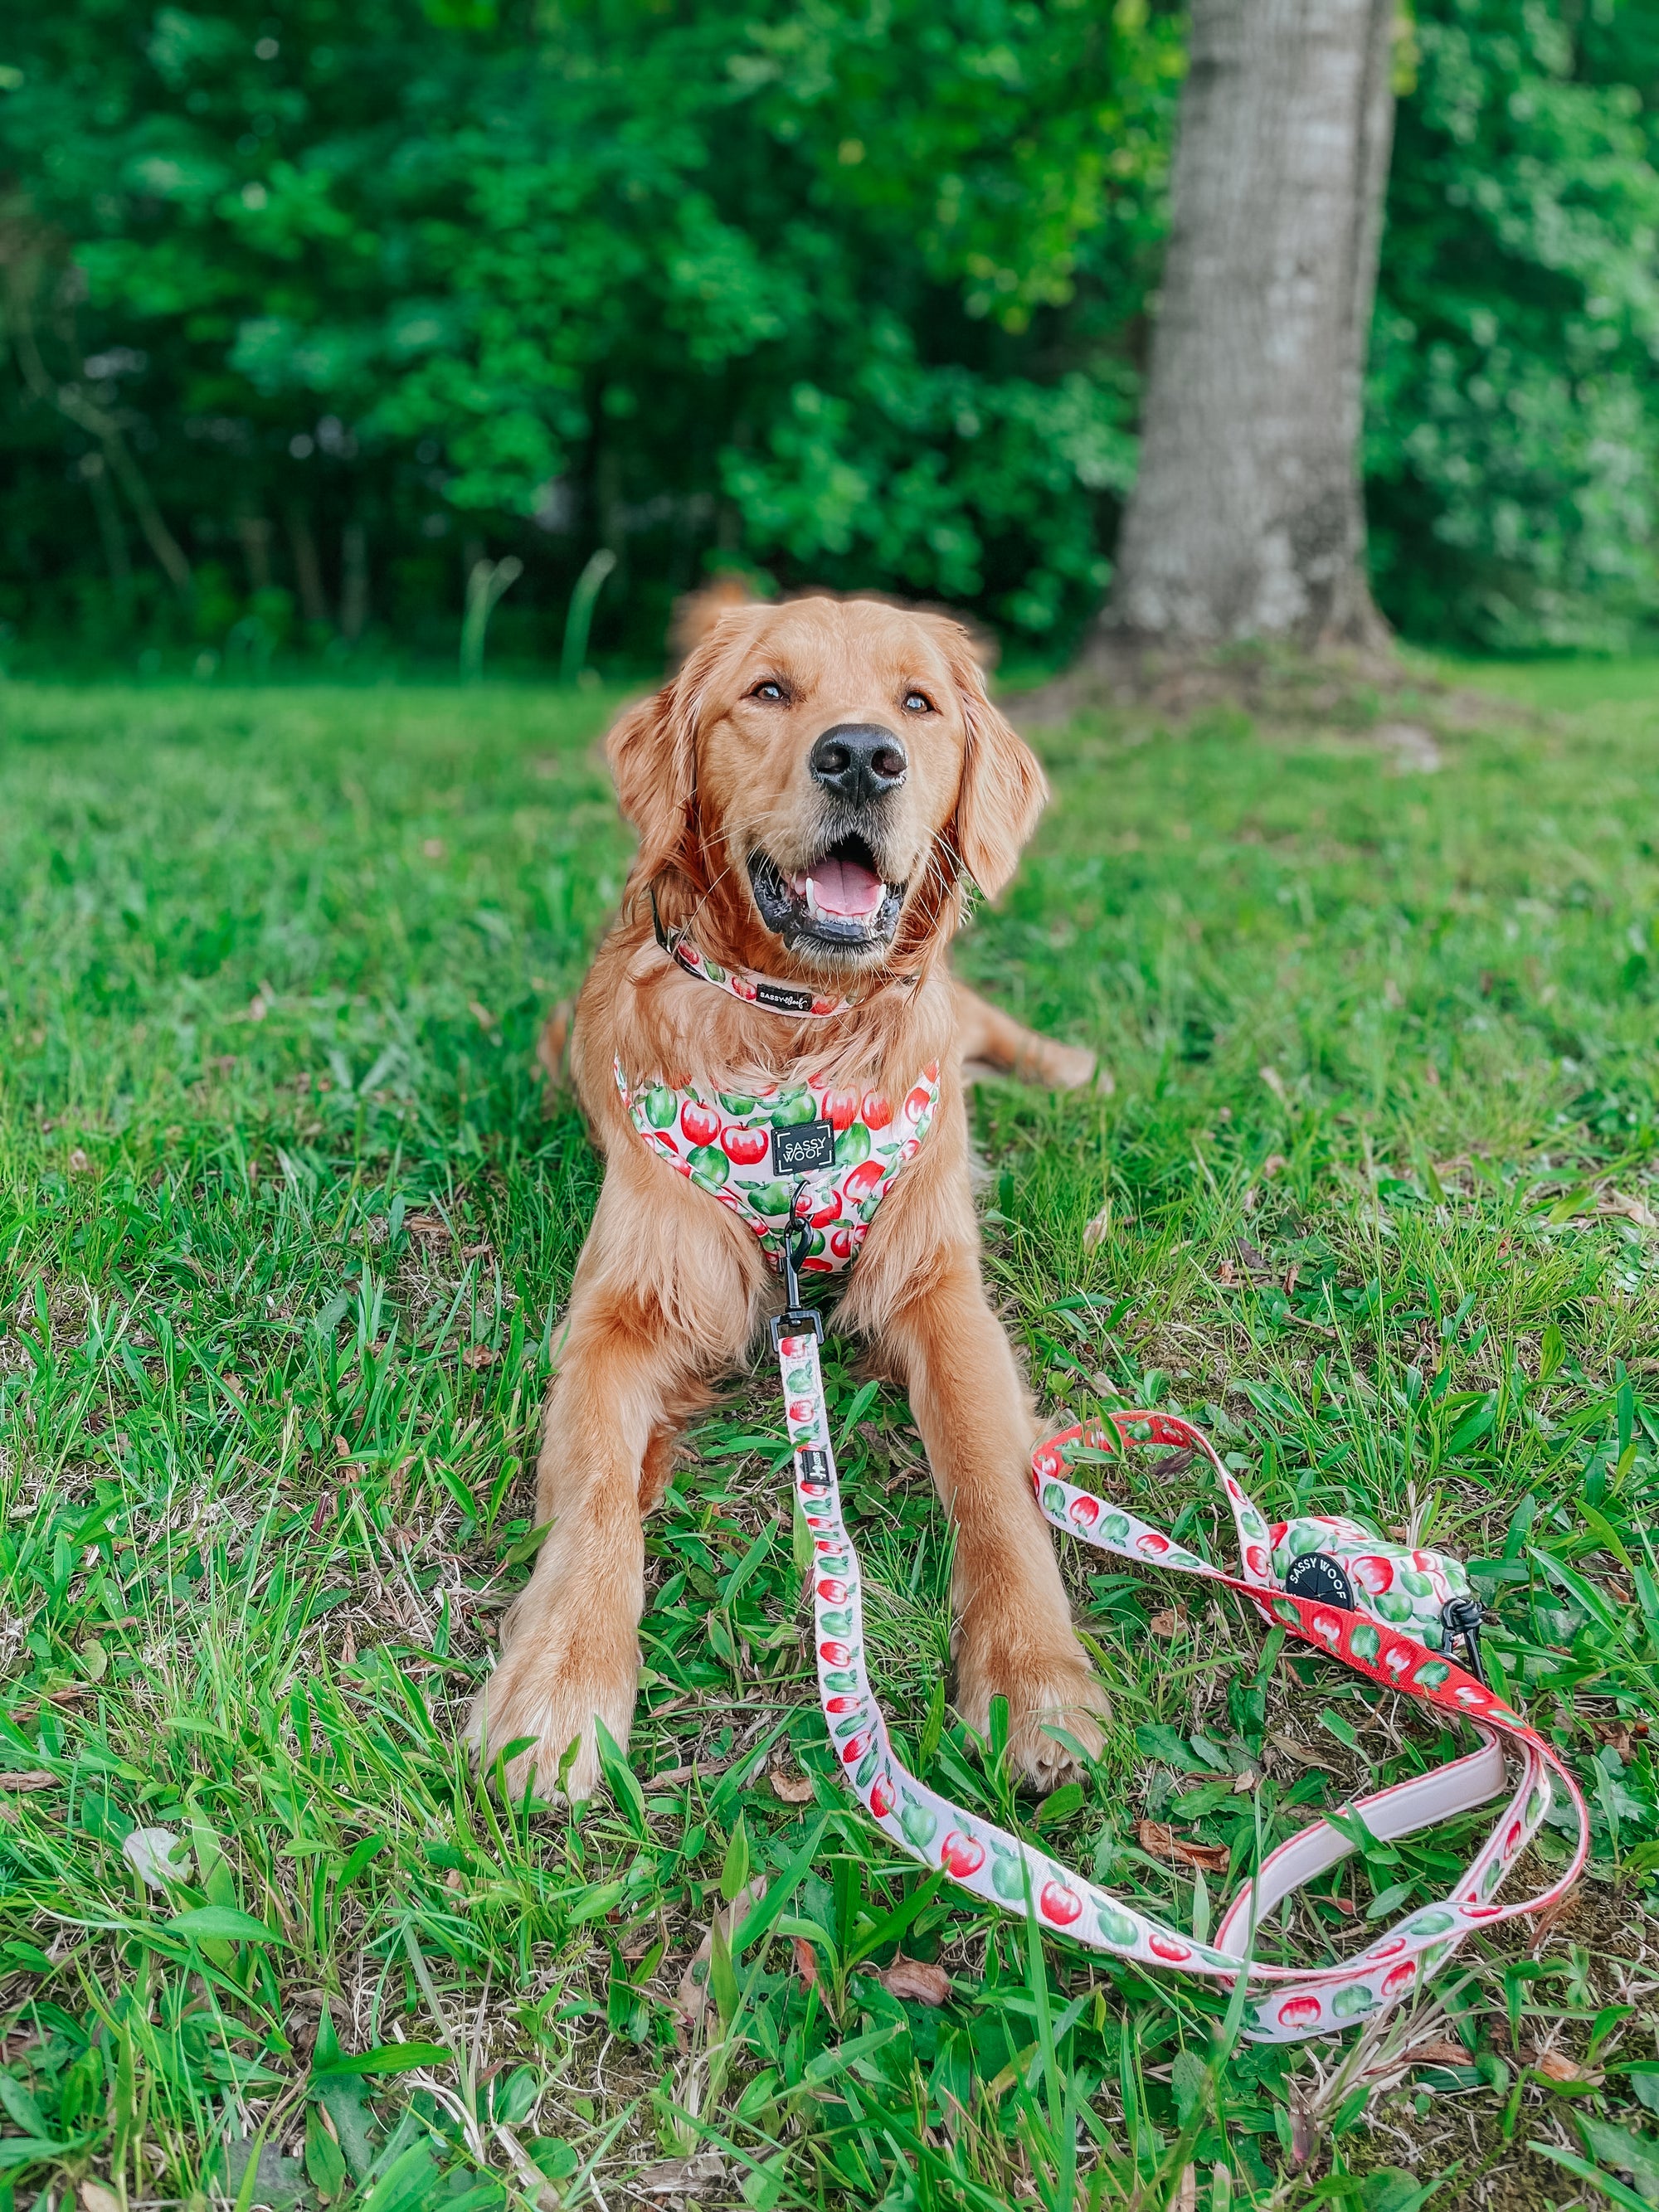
left=779, top=1321, right=1588, bottom=2044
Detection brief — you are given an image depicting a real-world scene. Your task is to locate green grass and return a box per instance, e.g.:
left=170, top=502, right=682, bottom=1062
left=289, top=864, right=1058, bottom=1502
left=0, top=664, right=1656, bottom=2212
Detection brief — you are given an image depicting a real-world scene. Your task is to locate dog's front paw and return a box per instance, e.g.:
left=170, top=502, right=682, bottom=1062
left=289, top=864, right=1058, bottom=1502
left=1034, top=1038, right=1100, bottom=1092
left=466, top=1597, right=638, bottom=1803
left=955, top=1641, right=1109, bottom=1793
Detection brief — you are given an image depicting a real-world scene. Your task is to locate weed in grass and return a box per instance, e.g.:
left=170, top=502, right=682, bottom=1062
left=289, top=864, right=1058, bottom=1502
left=0, top=670, right=1655, bottom=2210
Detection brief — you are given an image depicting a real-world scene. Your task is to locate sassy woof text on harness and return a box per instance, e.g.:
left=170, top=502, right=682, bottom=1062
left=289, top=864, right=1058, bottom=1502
left=778, top=1330, right=1588, bottom=2042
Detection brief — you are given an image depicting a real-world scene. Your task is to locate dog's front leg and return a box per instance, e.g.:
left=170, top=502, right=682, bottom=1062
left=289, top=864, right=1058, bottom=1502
left=881, top=1261, right=1107, bottom=1791
left=468, top=1170, right=754, bottom=1801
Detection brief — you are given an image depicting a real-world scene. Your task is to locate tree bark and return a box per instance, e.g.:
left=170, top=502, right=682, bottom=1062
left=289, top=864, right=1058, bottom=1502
left=285, top=506, right=331, bottom=627
left=1091, top=0, right=1396, bottom=659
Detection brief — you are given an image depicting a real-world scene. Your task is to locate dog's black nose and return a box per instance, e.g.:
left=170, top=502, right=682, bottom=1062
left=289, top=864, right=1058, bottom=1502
left=809, top=723, right=908, bottom=805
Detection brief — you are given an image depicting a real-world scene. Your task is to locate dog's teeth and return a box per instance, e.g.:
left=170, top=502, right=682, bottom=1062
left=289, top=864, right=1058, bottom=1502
left=804, top=879, right=821, bottom=919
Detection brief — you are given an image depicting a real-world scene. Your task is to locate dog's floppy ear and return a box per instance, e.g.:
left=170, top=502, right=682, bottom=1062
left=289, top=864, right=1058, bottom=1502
left=606, top=682, right=695, bottom=885
left=607, top=607, right=764, bottom=884
left=938, top=622, right=1048, bottom=898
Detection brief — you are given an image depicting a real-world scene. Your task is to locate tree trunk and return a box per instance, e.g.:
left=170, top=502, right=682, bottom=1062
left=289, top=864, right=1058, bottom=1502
left=340, top=520, right=369, bottom=642
left=285, top=506, right=331, bottom=628
left=1092, top=0, right=1395, bottom=659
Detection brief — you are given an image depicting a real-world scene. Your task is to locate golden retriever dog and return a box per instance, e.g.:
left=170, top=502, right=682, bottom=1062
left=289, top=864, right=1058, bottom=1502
left=470, top=595, right=1108, bottom=1799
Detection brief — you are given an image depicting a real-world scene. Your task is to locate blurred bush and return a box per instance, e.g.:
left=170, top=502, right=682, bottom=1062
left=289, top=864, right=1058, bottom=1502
left=0, top=0, right=1655, bottom=664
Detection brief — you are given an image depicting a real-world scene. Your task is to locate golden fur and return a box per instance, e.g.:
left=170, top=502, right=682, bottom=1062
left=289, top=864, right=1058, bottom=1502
left=470, top=595, right=1107, bottom=1799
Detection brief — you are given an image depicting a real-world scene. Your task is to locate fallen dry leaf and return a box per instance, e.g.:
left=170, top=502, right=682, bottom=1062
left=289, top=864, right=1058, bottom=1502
left=1593, top=1720, right=1642, bottom=1757
left=1269, top=1731, right=1340, bottom=1772
left=1288, top=2082, right=1317, bottom=2169
left=68, top=1149, right=91, bottom=1174
left=877, top=1956, right=952, bottom=2006
left=635, top=2152, right=726, bottom=2197
left=1529, top=1884, right=1581, bottom=1952
left=0, top=1772, right=59, bottom=1792
left=649, top=1747, right=766, bottom=1791
left=469, top=999, right=499, bottom=1032
left=462, top=1344, right=498, bottom=1370
left=81, top=2184, right=120, bottom=2212
left=7, top=1687, right=90, bottom=1723
left=1410, top=2039, right=1474, bottom=2069
left=404, top=1212, right=450, bottom=1238
left=1082, top=1203, right=1112, bottom=1249
left=1137, top=1820, right=1229, bottom=1872
left=676, top=1877, right=768, bottom=2026
left=1599, top=1190, right=1659, bottom=1229
left=791, top=1936, right=819, bottom=1991
left=1148, top=1608, right=1185, bottom=1639
left=1525, top=2047, right=1602, bottom=2085
left=770, top=1767, right=815, bottom=1803
left=1175, top=2165, right=1197, bottom=2212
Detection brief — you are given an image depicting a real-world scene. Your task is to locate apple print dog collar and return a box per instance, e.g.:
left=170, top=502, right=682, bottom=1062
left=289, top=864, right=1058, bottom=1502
left=649, top=885, right=915, bottom=1018
left=780, top=1350, right=1588, bottom=2044
left=615, top=1063, right=941, bottom=1276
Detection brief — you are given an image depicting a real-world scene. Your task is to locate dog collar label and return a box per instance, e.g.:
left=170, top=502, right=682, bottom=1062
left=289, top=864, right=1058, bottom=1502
left=1282, top=1551, right=1355, bottom=1611
left=754, top=980, right=820, bottom=1016
left=648, top=883, right=914, bottom=1017
left=771, top=1119, right=834, bottom=1174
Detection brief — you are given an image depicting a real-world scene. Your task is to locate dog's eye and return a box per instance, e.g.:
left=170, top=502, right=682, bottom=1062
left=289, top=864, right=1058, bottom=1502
left=902, top=689, right=935, bottom=715
left=748, top=678, right=788, bottom=703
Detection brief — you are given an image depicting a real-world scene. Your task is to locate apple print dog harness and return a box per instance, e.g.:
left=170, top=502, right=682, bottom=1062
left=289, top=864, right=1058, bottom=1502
left=625, top=931, right=1588, bottom=2041
left=785, top=1356, right=1589, bottom=2044
left=616, top=923, right=939, bottom=1275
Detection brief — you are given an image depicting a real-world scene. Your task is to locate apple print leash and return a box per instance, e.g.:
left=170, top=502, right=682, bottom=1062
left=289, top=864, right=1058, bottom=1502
left=627, top=923, right=1588, bottom=2038
left=774, top=1283, right=1588, bottom=2042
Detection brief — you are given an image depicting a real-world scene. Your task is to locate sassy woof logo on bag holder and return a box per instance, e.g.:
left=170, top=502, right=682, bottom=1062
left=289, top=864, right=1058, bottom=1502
left=783, top=1373, right=1588, bottom=2046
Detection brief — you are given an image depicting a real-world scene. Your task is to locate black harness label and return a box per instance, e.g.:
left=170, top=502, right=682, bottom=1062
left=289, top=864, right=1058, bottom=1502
left=771, top=1119, right=835, bottom=1174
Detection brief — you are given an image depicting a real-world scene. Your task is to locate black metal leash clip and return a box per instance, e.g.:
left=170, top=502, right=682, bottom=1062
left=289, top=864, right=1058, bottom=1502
left=1441, top=1594, right=1486, bottom=1685
left=769, top=1180, right=823, bottom=1350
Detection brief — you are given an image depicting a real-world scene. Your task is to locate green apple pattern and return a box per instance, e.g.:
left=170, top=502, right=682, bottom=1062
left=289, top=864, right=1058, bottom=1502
left=783, top=1334, right=1588, bottom=2048
left=615, top=1060, right=940, bottom=1274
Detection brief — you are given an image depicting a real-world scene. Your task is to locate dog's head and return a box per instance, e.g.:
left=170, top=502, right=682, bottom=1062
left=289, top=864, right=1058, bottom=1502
left=607, top=596, right=1046, bottom=976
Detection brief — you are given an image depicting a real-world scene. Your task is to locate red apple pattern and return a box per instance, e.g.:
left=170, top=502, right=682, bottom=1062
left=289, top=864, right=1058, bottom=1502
left=772, top=1269, right=1584, bottom=2047
left=615, top=1059, right=940, bottom=1275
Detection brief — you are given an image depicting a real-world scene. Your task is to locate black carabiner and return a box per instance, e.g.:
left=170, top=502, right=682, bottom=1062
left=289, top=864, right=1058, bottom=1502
left=1441, top=1594, right=1486, bottom=1685
left=770, top=1179, right=824, bottom=1350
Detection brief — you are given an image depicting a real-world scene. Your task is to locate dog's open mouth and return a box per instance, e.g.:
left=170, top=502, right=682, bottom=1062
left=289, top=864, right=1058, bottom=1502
left=747, top=835, right=904, bottom=953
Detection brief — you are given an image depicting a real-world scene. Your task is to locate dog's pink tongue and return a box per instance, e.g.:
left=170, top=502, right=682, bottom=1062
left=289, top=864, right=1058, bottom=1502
left=803, top=853, right=885, bottom=918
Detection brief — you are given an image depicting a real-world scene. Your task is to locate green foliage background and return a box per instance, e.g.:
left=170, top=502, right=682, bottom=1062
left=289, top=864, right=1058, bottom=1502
left=2, top=0, right=1657, bottom=663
